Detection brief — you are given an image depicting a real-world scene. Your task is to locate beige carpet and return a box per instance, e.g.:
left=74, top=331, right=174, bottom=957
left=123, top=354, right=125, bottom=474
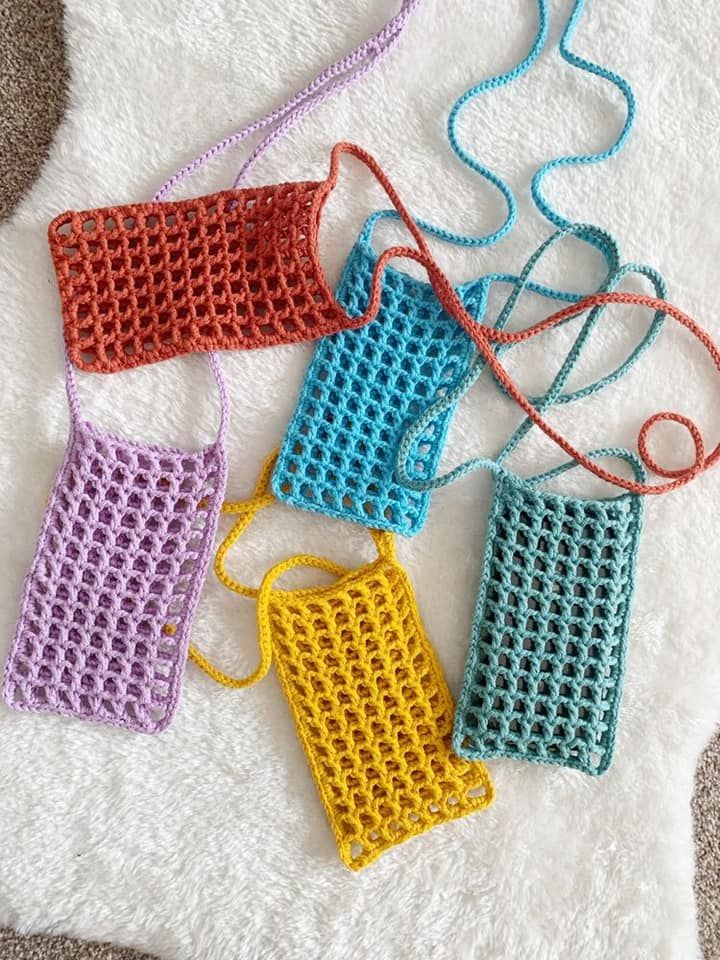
left=0, top=0, right=67, bottom=220
left=694, top=730, right=720, bottom=959
left=0, top=929, right=156, bottom=960
left=0, top=1, right=717, bottom=958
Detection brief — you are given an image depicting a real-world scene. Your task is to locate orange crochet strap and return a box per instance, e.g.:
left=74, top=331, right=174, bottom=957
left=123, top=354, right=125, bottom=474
left=49, top=143, right=432, bottom=374
left=383, top=247, right=720, bottom=496
left=189, top=453, right=493, bottom=871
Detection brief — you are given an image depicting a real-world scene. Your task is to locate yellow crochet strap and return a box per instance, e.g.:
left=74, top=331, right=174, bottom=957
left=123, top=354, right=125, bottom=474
left=214, top=449, right=279, bottom=600
left=370, top=529, right=395, bottom=560
left=190, top=449, right=395, bottom=690
left=189, top=552, right=349, bottom=689
left=255, top=552, right=350, bottom=676
left=214, top=453, right=394, bottom=596
left=188, top=451, right=278, bottom=687
left=223, top=448, right=277, bottom=515
left=190, top=448, right=399, bottom=689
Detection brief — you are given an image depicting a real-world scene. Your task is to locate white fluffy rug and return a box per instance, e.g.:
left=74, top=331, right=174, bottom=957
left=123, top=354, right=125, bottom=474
left=1, top=1, right=719, bottom=958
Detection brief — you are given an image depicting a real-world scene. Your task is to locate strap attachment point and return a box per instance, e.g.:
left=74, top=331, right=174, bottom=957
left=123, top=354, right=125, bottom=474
left=191, top=451, right=398, bottom=690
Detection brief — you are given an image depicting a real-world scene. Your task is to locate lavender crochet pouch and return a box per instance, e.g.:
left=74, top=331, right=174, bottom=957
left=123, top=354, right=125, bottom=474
left=2, top=356, right=228, bottom=733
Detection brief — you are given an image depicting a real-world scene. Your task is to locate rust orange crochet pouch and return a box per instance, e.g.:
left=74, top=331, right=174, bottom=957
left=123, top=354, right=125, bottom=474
left=48, top=142, right=430, bottom=373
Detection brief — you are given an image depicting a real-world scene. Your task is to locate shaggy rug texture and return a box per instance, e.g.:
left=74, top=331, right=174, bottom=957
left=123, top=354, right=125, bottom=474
left=0, top=2, right=719, bottom=958
left=694, top=734, right=720, bottom=958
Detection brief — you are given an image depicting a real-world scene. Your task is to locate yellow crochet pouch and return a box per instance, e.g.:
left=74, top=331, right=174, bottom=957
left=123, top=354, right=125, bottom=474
left=190, top=453, right=494, bottom=871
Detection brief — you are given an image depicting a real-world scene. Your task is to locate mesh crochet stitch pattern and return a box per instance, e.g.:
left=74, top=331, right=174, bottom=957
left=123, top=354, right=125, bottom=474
left=267, top=547, right=493, bottom=869
left=48, top=142, right=440, bottom=376
left=453, top=472, right=643, bottom=776
left=190, top=456, right=493, bottom=869
left=3, top=422, right=226, bottom=733
left=272, top=240, right=480, bottom=534
left=49, top=181, right=348, bottom=373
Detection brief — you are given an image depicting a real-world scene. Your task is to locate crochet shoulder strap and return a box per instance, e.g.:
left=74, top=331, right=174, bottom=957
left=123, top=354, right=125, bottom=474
left=531, top=0, right=635, bottom=244
left=188, top=451, right=395, bottom=689
left=523, top=446, right=647, bottom=494
left=396, top=221, right=666, bottom=492
left=361, top=0, right=633, bottom=305
left=356, top=0, right=544, bottom=267
left=389, top=239, right=720, bottom=495
left=153, top=0, right=422, bottom=201
left=362, top=0, right=548, bottom=251
left=63, top=346, right=230, bottom=443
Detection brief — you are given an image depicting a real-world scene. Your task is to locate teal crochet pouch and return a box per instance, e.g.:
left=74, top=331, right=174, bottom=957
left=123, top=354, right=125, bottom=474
left=453, top=454, right=644, bottom=776
left=396, top=227, right=667, bottom=776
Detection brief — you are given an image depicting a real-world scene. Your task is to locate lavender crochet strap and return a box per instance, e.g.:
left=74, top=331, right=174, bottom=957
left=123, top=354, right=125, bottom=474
left=154, top=0, right=423, bottom=200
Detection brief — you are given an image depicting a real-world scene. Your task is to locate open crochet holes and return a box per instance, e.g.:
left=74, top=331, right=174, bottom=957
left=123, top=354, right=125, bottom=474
left=8, top=2, right=428, bottom=727
left=3, top=423, right=227, bottom=733
left=453, top=473, right=642, bottom=776
left=261, top=555, right=495, bottom=870
left=48, top=182, right=352, bottom=373
left=50, top=140, right=439, bottom=376
left=273, top=240, right=479, bottom=534
left=345, top=775, right=486, bottom=866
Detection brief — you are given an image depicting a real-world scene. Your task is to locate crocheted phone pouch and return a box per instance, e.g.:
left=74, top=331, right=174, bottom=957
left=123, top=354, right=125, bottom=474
left=454, top=457, right=644, bottom=776
left=394, top=231, right=677, bottom=773
left=47, top=0, right=423, bottom=374
left=48, top=181, right=348, bottom=372
left=190, top=453, right=493, bottom=870
left=271, top=216, right=628, bottom=535
left=2, top=355, right=229, bottom=733
left=270, top=0, right=647, bottom=535
left=273, top=230, right=484, bottom=534
left=48, top=141, right=434, bottom=375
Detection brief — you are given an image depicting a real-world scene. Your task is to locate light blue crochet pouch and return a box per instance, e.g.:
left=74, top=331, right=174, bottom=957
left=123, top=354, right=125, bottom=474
left=273, top=0, right=638, bottom=535
left=271, top=215, right=626, bottom=534
left=272, top=228, right=485, bottom=534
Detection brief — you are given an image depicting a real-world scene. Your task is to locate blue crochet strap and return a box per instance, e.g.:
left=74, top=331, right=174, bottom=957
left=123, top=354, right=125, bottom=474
left=364, top=0, right=548, bottom=249
left=396, top=223, right=667, bottom=492
left=363, top=0, right=635, bottom=305
left=531, top=0, right=635, bottom=254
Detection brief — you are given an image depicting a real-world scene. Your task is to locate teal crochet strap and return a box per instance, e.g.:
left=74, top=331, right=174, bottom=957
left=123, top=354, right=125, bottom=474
left=395, top=221, right=667, bottom=493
